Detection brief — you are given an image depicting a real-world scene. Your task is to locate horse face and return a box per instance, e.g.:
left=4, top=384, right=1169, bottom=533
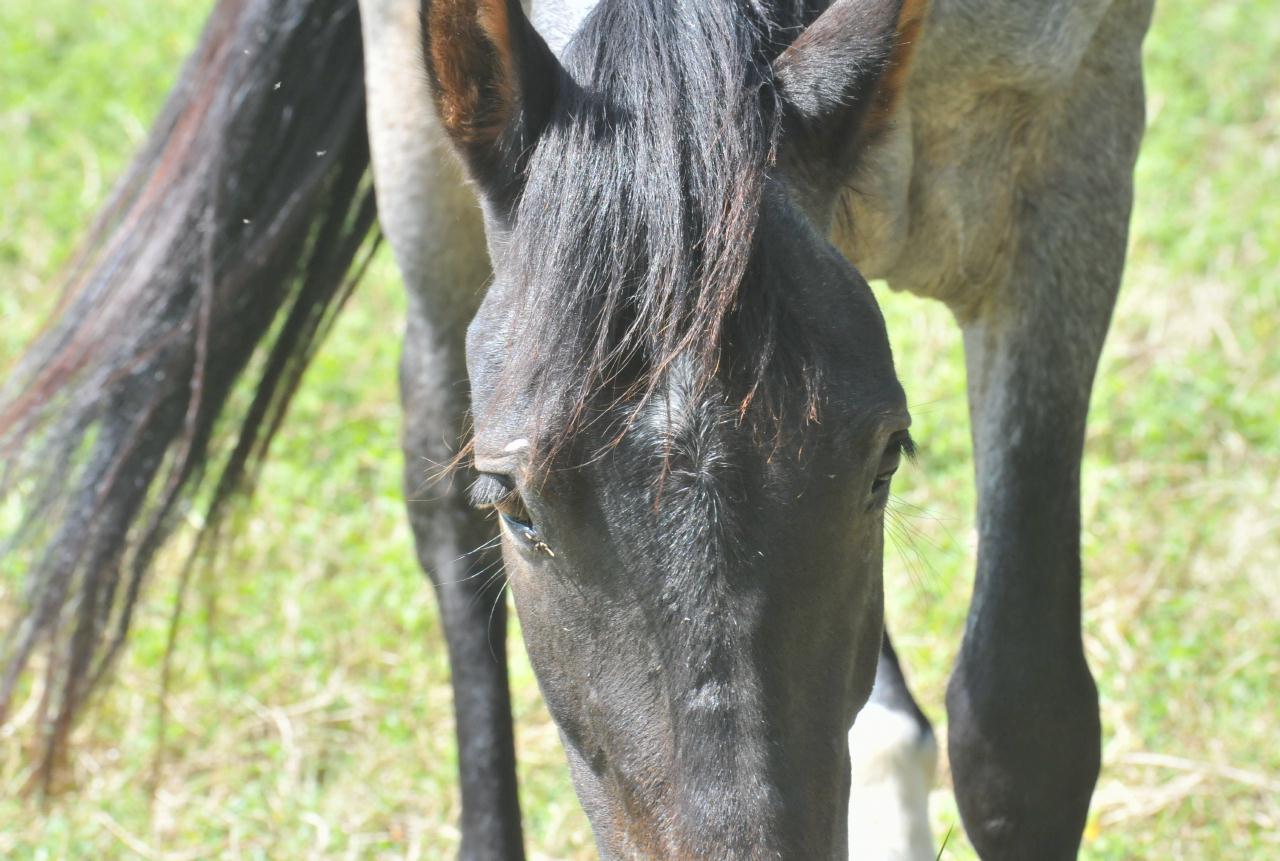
left=464, top=189, right=910, bottom=858
left=425, top=0, right=917, bottom=856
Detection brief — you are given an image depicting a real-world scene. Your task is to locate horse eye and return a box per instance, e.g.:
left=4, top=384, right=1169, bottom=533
left=871, top=432, right=915, bottom=497
left=469, top=473, right=535, bottom=529
left=498, top=495, right=534, bottom=529
left=468, top=472, right=512, bottom=507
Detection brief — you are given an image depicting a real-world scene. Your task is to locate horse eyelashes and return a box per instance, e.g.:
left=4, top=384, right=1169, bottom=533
left=469, top=473, right=535, bottom=529
left=468, top=473, right=514, bottom=509
left=893, top=430, right=917, bottom=462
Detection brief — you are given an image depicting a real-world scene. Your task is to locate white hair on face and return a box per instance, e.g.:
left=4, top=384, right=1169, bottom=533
left=503, top=438, right=530, bottom=453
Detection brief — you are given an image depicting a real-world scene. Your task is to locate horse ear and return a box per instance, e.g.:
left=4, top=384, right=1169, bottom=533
left=422, top=0, right=561, bottom=206
left=773, top=0, right=925, bottom=183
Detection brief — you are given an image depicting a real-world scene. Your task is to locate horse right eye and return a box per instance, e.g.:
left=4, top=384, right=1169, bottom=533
left=469, top=473, right=534, bottom=529
left=469, top=472, right=514, bottom=507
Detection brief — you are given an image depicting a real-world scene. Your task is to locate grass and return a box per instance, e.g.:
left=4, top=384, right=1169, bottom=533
left=2, top=0, right=1278, bottom=858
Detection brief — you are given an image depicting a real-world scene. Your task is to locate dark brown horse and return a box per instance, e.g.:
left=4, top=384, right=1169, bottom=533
left=0, top=0, right=1153, bottom=858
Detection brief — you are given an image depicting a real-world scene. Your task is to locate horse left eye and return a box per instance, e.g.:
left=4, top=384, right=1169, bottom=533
left=872, top=431, right=914, bottom=497
left=871, top=463, right=897, bottom=496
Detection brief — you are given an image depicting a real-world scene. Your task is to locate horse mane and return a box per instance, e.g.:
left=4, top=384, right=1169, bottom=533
left=507, top=0, right=825, bottom=447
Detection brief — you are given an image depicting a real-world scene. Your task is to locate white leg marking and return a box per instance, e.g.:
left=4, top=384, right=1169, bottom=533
left=847, top=701, right=938, bottom=861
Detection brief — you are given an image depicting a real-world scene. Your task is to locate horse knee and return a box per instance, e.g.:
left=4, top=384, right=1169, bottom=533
left=945, top=652, right=1100, bottom=861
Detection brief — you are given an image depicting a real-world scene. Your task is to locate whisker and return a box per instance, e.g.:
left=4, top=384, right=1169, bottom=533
left=889, top=493, right=961, bottom=562
left=451, top=533, right=502, bottom=565
left=465, top=561, right=512, bottom=613
left=419, top=448, right=470, bottom=486
left=485, top=570, right=511, bottom=661
left=888, top=506, right=945, bottom=554
left=885, top=517, right=923, bottom=586
left=453, top=556, right=505, bottom=590
left=885, top=506, right=940, bottom=594
left=906, top=394, right=966, bottom=414
left=888, top=496, right=958, bottom=527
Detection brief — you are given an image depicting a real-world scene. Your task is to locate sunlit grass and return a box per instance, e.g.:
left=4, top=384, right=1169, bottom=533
left=2, top=1, right=1277, bottom=858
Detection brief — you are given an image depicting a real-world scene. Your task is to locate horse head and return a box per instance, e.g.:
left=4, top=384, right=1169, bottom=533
left=423, top=1, right=919, bottom=855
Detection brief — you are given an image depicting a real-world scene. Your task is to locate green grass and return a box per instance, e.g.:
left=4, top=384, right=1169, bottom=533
left=2, top=1, right=1278, bottom=858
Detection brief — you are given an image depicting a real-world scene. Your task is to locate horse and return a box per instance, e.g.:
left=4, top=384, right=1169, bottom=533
left=0, top=0, right=1153, bottom=858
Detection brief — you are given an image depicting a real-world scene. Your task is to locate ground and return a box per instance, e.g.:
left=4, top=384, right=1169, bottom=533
left=1, top=1, right=1277, bottom=858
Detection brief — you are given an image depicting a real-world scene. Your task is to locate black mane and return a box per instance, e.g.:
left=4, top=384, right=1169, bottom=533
left=507, top=0, right=825, bottom=445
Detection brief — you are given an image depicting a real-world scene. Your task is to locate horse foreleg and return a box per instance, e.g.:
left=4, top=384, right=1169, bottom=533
left=948, top=286, right=1105, bottom=861
left=401, top=303, right=524, bottom=861
left=944, top=7, right=1149, bottom=857
left=360, top=0, right=524, bottom=857
left=848, top=630, right=938, bottom=861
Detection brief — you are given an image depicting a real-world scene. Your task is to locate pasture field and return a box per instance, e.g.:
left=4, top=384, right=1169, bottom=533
left=2, top=1, right=1277, bottom=858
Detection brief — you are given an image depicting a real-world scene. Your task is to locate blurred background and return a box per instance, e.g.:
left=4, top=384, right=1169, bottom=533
left=1, top=1, right=1276, bottom=858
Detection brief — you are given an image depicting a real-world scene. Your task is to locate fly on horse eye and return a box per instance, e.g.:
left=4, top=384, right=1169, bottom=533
left=502, top=512, right=555, bottom=557
left=469, top=472, right=552, bottom=555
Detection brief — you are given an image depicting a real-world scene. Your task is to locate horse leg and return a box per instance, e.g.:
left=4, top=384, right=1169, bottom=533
left=401, top=295, right=523, bottom=861
left=359, top=1, right=523, bottom=858
left=946, top=285, right=1105, bottom=861
left=848, top=630, right=937, bottom=861
left=943, top=11, right=1149, bottom=857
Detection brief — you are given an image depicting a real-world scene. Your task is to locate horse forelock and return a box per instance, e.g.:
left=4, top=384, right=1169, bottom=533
left=500, top=0, right=826, bottom=455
